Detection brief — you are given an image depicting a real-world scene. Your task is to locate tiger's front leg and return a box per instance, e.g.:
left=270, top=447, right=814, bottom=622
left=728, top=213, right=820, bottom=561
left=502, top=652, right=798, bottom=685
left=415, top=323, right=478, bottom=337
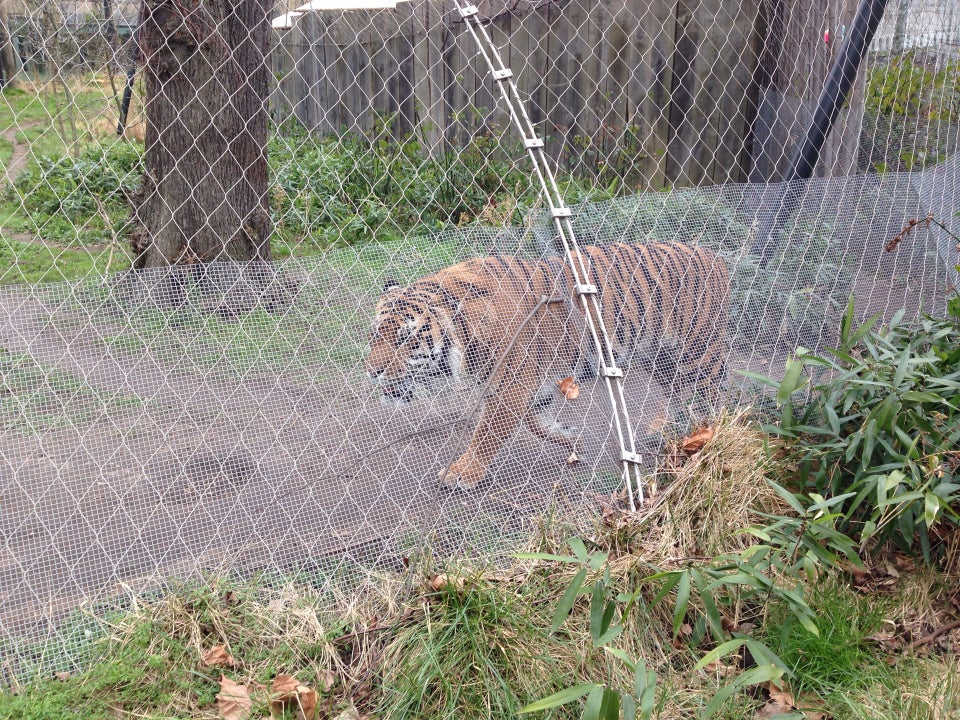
left=440, top=373, right=538, bottom=491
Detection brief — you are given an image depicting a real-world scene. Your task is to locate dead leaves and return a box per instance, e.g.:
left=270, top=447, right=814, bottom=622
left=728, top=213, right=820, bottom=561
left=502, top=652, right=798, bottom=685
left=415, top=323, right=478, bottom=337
left=213, top=672, right=334, bottom=720
left=216, top=675, right=252, bottom=720
left=557, top=376, right=580, bottom=400
left=845, top=552, right=915, bottom=595
left=203, top=644, right=237, bottom=668
left=680, top=426, right=715, bottom=454
left=207, top=644, right=343, bottom=720
left=847, top=551, right=960, bottom=657
left=427, top=573, right=465, bottom=592
left=270, top=674, right=319, bottom=720
left=757, top=681, right=828, bottom=719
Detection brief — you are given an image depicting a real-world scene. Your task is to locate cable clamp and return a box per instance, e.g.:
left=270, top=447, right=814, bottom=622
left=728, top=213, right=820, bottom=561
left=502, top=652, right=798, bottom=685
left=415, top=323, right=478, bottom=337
left=523, top=137, right=544, bottom=149
left=551, top=206, right=572, bottom=218
left=492, top=68, right=513, bottom=81
left=574, top=283, right=598, bottom=296
left=458, top=4, right=479, bottom=17
left=600, top=366, right=623, bottom=378
left=621, top=451, right=643, bottom=465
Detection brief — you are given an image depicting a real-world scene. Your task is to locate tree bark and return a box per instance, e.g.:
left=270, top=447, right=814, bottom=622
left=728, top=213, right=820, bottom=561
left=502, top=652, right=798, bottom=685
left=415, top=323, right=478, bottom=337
left=130, top=0, right=272, bottom=268
left=0, top=2, right=17, bottom=87
left=891, top=0, right=909, bottom=54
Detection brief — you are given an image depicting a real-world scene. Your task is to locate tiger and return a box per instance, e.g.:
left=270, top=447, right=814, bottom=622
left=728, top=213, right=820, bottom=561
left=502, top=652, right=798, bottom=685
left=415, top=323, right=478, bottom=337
left=365, top=241, right=730, bottom=490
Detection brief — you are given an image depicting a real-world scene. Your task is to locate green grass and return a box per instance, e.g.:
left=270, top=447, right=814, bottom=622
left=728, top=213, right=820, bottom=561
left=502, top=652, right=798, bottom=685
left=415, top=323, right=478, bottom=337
left=0, top=587, right=254, bottom=719
left=73, top=235, right=471, bottom=382
left=765, top=580, right=899, bottom=718
left=0, top=233, right=130, bottom=284
left=0, top=80, right=127, bottom=168
left=376, top=573, right=569, bottom=720
left=0, top=576, right=383, bottom=720
left=2, top=560, right=956, bottom=720
left=0, top=347, right=143, bottom=432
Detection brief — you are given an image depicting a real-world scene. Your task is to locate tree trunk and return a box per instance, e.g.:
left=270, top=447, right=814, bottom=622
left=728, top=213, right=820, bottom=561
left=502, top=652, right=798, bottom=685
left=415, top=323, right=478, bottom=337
left=0, top=2, right=17, bottom=87
left=891, top=0, right=909, bottom=53
left=130, top=0, right=272, bottom=268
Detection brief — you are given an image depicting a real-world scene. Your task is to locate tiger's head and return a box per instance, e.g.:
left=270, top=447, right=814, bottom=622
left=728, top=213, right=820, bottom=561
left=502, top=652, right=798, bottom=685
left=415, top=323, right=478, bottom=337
left=365, top=281, right=464, bottom=405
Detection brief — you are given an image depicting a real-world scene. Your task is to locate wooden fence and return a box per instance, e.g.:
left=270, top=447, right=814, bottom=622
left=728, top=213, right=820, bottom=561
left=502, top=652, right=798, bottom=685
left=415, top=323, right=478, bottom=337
left=271, top=0, right=863, bottom=189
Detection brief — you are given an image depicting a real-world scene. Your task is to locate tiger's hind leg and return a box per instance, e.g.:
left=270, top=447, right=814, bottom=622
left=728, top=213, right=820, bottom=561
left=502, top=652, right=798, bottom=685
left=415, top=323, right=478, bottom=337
left=664, top=339, right=729, bottom=435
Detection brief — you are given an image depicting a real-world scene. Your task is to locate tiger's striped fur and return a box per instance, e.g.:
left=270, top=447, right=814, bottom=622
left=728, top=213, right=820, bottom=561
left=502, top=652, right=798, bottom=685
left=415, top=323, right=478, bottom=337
left=365, top=241, right=730, bottom=489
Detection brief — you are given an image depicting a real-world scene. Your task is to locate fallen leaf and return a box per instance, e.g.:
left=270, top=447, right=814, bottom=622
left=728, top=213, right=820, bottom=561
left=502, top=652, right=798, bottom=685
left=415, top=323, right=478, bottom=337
left=351, top=683, right=372, bottom=704
left=893, top=554, right=915, bottom=573
left=428, top=574, right=465, bottom=592
left=333, top=706, right=362, bottom=720
left=702, top=660, right=738, bottom=678
left=759, top=681, right=830, bottom=719
left=272, top=674, right=300, bottom=696
left=557, top=376, right=580, bottom=400
left=566, top=450, right=580, bottom=465
left=202, top=644, right=236, bottom=668
left=317, top=669, right=336, bottom=692
left=680, top=426, right=714, bottom=454
left=764, top=680, right=795, bottom=707
left=217, top=675, right=252, bottom=720
left=270, top=674, right=318, bottom=720
left=757, top=699, right=793, bottom=717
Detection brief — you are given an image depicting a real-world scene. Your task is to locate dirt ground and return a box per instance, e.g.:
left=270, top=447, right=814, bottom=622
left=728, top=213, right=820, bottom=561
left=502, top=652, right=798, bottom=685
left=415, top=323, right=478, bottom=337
left=0, top=274, right=692, bottom=644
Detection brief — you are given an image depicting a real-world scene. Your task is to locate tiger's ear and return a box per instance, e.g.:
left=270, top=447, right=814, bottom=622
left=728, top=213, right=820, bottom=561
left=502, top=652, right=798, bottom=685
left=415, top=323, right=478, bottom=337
left=383, top=279, right=403, bottom=293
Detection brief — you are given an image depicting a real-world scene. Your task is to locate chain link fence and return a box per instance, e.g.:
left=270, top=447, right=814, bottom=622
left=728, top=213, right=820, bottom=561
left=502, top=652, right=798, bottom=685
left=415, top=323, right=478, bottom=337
left=0, top=0, right=958, bottom=677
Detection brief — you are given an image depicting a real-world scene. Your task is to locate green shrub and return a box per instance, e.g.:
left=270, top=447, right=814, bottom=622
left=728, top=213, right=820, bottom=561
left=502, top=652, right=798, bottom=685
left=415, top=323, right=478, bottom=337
left=11, top=141, right=144, bottom=220
left=268, top=126, right=535, bottom=245
left=268, top=121, right=619, bottom=248
left=752, top=300, right=960, bottom=558
left=866, top=51, right=960, bottom=123
left=8, top=119, right=624, bottom=252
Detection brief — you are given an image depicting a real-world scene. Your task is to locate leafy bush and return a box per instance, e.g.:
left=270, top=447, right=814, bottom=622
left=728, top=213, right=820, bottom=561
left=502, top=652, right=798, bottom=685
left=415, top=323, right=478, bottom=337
left=750, top=300, right=960, bottom=558
left=521, top=485, right=863, bottom=719
left=863, top=51, right=960, bottom=171
left=866, top=51, right=960, bottom=123
left=731, top=218, right=852, bottom=350
left=11, top=141, right=144, bottom=220
left=268, top=121, right=619, bottom=248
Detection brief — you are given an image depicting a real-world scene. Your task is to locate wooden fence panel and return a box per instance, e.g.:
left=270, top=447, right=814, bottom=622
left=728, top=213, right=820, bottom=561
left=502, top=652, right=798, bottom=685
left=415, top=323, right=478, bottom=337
left=269, top=0, right=867, bottom=187
left=635, top=0, right=677, bottom=188
left=710, top=0, right=760, bottom=184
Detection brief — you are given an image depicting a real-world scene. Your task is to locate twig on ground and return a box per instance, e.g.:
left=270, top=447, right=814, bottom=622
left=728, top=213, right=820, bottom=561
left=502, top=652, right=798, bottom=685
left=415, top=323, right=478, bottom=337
left=909, top=617, right=960, bottom=652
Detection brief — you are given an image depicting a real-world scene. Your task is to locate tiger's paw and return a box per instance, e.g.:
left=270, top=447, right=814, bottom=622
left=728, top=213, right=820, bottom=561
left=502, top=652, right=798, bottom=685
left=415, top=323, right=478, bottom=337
left=438, top=457, right=486, bottom=491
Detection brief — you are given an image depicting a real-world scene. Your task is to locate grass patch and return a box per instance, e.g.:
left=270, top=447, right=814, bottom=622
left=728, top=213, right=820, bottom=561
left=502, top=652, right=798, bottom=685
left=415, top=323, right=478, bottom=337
left=0, top=233, right=129, bottom=284
left=377, top=573, right=570, bottom=720
left=766, top=580, right=897, bottom=715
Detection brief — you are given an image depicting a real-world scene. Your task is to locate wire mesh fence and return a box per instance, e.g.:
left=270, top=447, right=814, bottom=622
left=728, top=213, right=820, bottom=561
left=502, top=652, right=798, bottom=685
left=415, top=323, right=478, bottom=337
left=0, top=0, right=958, bottom=678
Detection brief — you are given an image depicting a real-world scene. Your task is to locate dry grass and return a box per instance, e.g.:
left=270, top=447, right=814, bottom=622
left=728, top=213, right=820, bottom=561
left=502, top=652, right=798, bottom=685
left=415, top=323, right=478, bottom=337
left=636, top=407, right=790, bottom=560
left=4, top=73, right=146, bottom=144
